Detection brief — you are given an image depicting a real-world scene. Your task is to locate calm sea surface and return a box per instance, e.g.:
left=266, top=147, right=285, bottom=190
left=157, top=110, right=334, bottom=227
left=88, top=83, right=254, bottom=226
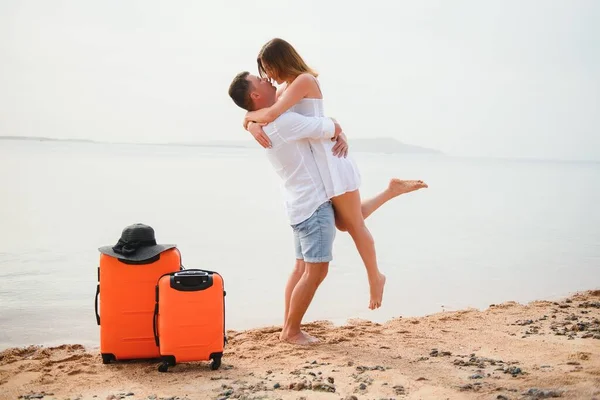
left=1, top=140, right=598, bottom=350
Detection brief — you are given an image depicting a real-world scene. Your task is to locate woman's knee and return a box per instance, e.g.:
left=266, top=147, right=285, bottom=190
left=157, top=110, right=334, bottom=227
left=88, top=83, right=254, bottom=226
left=335, top=220, right=348, bottom=232
left=345, top=218, right=367, bottom=234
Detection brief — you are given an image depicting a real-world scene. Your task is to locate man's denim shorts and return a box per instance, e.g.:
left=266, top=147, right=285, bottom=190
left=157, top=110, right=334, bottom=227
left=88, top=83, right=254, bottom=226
left=292, top=201, right=336, bottom=263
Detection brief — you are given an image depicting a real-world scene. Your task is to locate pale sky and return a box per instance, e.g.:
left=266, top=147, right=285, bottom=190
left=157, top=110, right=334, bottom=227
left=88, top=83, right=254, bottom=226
left=1, top=0, right=598, bottom=161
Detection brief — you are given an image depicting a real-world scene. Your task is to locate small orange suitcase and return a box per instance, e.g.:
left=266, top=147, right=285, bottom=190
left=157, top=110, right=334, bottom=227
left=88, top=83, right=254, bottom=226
left=95, top=248, right=182, bottom=363
left=153, top=269, right=226, bottom=372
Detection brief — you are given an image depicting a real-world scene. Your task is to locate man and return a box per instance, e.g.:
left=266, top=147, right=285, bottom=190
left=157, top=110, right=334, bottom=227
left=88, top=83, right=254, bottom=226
left=228, top=71, right=347, bottom=345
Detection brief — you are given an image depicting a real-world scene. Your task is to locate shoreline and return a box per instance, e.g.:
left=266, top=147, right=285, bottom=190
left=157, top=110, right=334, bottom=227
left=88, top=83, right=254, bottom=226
left=1, top=290, right=599, bottom=400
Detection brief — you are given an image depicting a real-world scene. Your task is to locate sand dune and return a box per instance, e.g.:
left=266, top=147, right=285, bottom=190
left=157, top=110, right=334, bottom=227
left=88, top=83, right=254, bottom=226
left=1, top=291, right=599, bottom=400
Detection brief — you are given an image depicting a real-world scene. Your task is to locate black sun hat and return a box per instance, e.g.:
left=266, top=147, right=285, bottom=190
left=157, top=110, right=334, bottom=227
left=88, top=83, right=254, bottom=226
left=98, top=223, right=176, bottom=261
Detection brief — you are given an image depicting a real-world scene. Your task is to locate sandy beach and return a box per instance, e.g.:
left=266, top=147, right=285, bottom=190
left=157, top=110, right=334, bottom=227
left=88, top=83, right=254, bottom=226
left=1, top=290, right=599, bottom=400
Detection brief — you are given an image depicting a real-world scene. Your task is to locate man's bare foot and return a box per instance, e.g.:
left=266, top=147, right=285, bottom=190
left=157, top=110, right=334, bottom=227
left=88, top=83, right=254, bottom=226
left=280, top=330, right=320, bottom=345
left=368, top=273, right=386, bottom=310
left=387, top=178, right=428, bottom=198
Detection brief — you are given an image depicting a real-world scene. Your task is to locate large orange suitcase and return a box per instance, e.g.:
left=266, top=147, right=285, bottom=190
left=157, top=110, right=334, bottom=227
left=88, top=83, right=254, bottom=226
left=95, top=248, right=182, bottom=363
left=153, top=269, right=226, bottom=372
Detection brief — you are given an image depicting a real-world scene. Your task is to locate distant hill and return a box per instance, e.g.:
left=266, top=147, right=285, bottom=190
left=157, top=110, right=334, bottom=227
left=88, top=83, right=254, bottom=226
left=0, top=136, right=97, bottom=143
left=346, top=138, right=442, bottom=155
left=0, top=136, right=442, bottom=155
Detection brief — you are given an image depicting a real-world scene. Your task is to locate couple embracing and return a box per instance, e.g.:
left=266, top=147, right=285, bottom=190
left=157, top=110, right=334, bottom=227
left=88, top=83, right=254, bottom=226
left=228, top=38, right=427, bottom=345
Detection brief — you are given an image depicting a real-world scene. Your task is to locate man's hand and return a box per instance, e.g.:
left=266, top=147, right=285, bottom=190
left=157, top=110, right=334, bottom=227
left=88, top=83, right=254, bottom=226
left=331, top=118, right=342, bottom=140
left=331, top=132, right=348, bottom=158
left=248, top=122, right=272, bottom=149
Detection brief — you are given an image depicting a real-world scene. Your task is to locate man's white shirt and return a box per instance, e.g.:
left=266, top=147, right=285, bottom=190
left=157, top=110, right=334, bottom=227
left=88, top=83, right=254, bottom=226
left=261, top=111, right=336, bottom=225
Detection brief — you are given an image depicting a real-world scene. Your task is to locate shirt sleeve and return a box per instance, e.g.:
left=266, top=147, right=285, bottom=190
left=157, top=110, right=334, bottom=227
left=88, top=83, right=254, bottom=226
left=271, top=112, right=336, bottom=142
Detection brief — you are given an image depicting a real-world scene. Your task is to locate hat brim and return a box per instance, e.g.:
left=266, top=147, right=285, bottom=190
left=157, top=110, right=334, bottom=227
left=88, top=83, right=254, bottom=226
left=98, top=244, right=177, bottom=261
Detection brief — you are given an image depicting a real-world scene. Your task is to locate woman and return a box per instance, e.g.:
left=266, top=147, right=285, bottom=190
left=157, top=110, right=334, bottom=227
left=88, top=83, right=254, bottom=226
left=244, top=38, right=427, bottom=310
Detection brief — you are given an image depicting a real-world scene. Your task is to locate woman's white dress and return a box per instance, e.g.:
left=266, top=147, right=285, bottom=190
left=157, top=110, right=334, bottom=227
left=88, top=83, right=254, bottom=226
left=289, top=97, right=362, bottom=198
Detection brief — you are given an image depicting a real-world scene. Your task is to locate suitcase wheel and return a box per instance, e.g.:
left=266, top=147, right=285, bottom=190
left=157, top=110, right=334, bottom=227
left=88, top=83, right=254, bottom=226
left=158, top=362, right=169, bottom=373
left=101, top=354, right=115, bottom=364
left=210, top=355, right=221, bottom=371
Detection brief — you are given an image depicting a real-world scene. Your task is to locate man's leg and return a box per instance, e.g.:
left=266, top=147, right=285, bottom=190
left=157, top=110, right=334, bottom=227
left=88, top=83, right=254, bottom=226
left=280, top=201, right=335, bottom=345
left=283, top=259, right=305, bottom=326
left=280, top=262, right=328, bottom=344
left=281, top=262, right=329, bottom=344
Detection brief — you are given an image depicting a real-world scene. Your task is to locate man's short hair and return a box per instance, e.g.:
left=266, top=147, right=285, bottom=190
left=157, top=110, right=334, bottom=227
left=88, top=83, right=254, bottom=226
left=228, top=71, right=254, bottom=111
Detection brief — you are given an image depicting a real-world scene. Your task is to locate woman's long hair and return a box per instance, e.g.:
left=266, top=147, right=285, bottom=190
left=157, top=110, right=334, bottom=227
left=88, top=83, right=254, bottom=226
left=257, top=38, right=318, bottom=82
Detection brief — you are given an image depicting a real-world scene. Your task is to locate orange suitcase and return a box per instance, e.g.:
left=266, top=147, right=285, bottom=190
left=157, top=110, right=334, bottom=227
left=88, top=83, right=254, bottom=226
left=153, top=269, right=226, bottom=372
left=95, top=248, right=182, bottom=363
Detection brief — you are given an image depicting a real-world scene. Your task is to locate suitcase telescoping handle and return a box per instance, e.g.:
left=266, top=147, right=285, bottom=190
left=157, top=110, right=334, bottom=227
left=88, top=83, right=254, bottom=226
left=170, top=270, right=213, bottom=291
left=94, top=284, right=100, bottom=325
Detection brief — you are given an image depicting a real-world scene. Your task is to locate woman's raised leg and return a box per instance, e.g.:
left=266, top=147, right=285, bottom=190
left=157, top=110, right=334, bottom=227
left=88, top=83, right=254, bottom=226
left=336, top=179, right=427, bottom=232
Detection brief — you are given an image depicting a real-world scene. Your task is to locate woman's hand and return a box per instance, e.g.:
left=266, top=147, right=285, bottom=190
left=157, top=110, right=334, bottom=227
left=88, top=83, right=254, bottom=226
left=248, top=122, right=272, bottom=149
left=243, top=113, right=256, bottom=130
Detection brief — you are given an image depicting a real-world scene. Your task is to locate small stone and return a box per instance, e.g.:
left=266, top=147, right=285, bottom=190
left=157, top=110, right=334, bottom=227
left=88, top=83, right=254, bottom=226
left=273, top=383, right=281, bottom=389
left=311, top=360, right=317, bottom=364
left=416, top=377, right=428, bottom=381
left=517, top=319, right=534, bottom=326
left=222, top=389, right=233, bottom=396
left=504, top=366, right=523, bottom=376
left=266, top=370, right=272, bottom=374
left=125, top=394, right=134, bottom=397
left=312, top=383, right=336, bottom=393
left=522, top=388, right=563, bottom=398
left=470, top=374, right=484, bottom=379
left=359, top=383, right=367, bottom=390
left=327, top=377, right=334, bottom=384
left=343, top=396, right=358, bottom=400
left=497, top=396, right=509, bottom=400
left=347, top=361, right=354, bottom=366
left=393, top=385, right=406, bottom=395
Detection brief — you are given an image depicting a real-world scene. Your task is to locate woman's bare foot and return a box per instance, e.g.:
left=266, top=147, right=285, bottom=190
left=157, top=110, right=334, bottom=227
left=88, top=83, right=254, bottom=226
left=368, top=273, right=386, bottom=310
left=387, top=179, right=428, bottom=198
left=280, top=330, right=320, bottom=345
